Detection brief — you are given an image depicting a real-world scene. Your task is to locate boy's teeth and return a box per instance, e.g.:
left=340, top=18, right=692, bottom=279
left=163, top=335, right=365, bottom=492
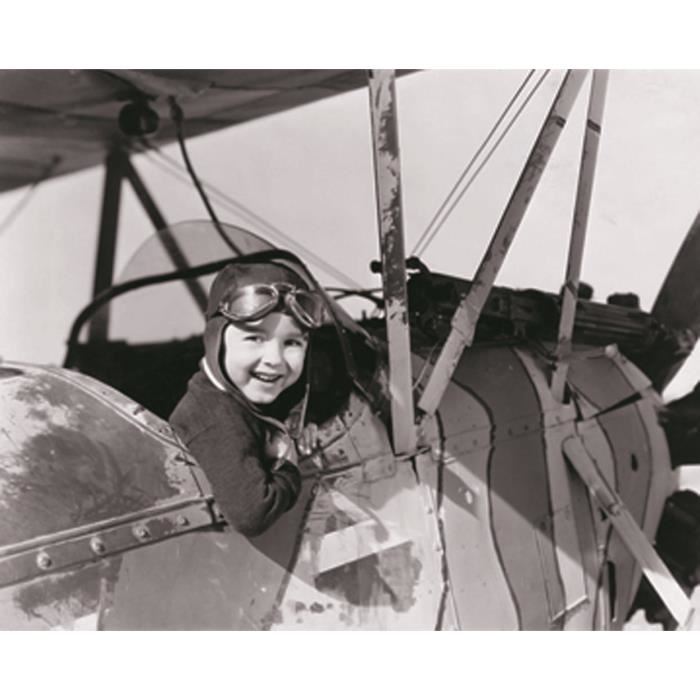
left=253, top=372, right=280, bottom=382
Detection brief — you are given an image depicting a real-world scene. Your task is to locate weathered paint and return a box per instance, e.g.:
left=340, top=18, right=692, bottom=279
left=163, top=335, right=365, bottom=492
left=274, top=454, right=444, bottom=630
left=418, top=70, right=588, bottom=417
left=0, top=362, right=215, bottom=628
left=0, top=365, right=202, bottom=543
left=100, top=476, right=318, bottom=630
left=552, top=70, right=609, bottom=401
left=0, top=342, right=678, bottom=629
left=367, top=69, right=416, bottom=454
left=0, top=559, right=121, bottom=630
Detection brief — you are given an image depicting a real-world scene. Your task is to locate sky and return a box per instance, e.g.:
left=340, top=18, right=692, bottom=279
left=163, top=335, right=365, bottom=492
left=3, top=69, right=700, bottom=401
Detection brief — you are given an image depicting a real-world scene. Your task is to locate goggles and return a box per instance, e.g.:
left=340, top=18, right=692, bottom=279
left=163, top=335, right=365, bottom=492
left=218, top=282, right=324, bottom=329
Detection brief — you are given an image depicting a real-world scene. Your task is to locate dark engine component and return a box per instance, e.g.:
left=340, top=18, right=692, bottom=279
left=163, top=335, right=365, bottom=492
left=629, top=490, right=700, bottom=629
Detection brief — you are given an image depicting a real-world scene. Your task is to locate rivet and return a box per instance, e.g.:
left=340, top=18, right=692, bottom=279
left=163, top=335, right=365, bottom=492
left=90, top=537, right=106, bottom=555
left=465, top=490, right=474, bottom=505
left=177, top=515, right=190, bottom=527
left=133, top=525, right=151, bottom=540
left=37, top=552, right=52, bottom=570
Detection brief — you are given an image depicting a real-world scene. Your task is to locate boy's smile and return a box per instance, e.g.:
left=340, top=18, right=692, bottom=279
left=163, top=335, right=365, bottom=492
left=222, top=312, right=308, bottom=404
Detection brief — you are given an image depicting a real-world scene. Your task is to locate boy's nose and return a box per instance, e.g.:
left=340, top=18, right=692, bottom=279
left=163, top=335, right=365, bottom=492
left=260, top=339, right=284, bottom=366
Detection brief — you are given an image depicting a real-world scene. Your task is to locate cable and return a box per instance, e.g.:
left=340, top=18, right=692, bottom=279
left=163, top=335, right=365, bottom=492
left=411, top=70, right=536, bottom=257
left=414, top=69, right=550, bottom=258
left=0, top=156, right=61, bottom=237
left=413, top=70, right=551, bottom=259
left=134, top=138, right=363, bottom=289
left=413, top=339, right=443, bottom=391
left=168, top=97, right=241, bottom=256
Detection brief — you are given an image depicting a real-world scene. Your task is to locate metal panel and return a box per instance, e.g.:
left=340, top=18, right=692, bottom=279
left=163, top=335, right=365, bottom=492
left=436, top=373, right=520, bottom=629
left=418, top=70, right=588, bottom=416
left=563, top=435, right=693, bottom=628
left=0, top=363, right=204, bottom=547
left=367, top=69, right=416, bottom=454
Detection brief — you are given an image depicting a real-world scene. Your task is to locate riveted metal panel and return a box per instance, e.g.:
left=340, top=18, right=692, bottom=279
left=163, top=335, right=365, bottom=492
left=101, top=476, right=317, bottom=630
left=0, top=363, right=203, bottom=552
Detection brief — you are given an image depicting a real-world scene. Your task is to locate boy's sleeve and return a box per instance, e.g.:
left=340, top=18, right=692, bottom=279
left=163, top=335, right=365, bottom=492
left=172, top=399, right=302, bottom=537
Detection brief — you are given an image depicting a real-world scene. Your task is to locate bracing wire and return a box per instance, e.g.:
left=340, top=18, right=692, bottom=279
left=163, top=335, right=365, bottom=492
left=135, top=138, right=363, bottom=290
left=0, top=156, right=61, bottom=237
left=168, top=97, right=241, bottom=256
left=410, top=69, right=536, bottom=257
left=412, top=69, right=551, bottom=259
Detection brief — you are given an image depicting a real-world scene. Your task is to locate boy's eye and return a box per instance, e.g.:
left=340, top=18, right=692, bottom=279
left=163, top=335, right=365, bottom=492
left=285, top=337, right=307, bottom=348
left=244, top=335, right=264, bottom=343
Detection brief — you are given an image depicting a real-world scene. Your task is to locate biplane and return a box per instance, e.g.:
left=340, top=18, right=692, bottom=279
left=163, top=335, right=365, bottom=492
left=1, top=69, right=700, bottom=630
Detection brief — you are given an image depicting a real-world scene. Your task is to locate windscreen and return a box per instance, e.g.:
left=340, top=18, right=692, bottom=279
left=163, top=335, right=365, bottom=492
left=109, top=221, right=274, bottom=344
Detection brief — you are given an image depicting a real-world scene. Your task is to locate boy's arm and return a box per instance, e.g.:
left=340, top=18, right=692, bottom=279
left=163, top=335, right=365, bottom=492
left=172, top=407, right=302, bottom=537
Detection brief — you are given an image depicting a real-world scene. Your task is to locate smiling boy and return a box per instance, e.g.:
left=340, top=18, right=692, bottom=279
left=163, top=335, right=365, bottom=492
left=170, top=255, right=324, bottom=537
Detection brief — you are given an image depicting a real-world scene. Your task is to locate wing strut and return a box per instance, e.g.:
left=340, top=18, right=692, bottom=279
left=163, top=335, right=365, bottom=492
left=367, top=70, right=416, bottom=454
left=418, top=70, right=588, bottom=416
left=563, top=435, right=694, bottom=629
left=88, top=148, right=210, bottom=343
left=88, top=149, right=125, bottom=341
left=551, top=71, right=609, bottom=401
left=121, top=158, right=208, bottom=314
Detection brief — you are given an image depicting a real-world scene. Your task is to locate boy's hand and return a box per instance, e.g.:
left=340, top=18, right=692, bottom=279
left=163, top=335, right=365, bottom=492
left=295, top=423, right=320, bottom=457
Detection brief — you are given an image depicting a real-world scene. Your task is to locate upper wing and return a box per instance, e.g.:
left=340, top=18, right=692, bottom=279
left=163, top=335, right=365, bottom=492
left=0, top=69, right=412, bottom=193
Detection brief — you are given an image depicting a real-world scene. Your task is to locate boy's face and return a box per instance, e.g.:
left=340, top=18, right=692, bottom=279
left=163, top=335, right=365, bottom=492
left=222, top=312, right=308, bottom=404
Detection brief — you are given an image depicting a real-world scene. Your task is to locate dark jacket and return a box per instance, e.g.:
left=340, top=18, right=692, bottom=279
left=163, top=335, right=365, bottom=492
left=170, top=369, right=302, bottom=537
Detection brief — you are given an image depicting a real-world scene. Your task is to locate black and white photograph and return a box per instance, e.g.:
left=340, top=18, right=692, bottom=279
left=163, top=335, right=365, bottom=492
left=1, top=4, right=699, bottom=695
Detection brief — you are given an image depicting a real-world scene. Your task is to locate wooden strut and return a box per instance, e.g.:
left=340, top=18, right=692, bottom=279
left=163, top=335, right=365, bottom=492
left=121, top=158, right=209, bottom=314
left=88, top=149, right=125, bottom=342
left=418, top=70, right=588, bottom=417
left=551, top=71, right=610, bottom=401
left=88, top=149, right=211, bottom=344
left=367, top=69, right=416, bottom=455
left=563, top=435, right=694, bottom=629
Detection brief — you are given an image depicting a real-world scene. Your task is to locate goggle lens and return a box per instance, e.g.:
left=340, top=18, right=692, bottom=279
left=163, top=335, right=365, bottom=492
left=288, top=291, right=324, bottom=327
left=218, top=284, right=323, bottom=328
